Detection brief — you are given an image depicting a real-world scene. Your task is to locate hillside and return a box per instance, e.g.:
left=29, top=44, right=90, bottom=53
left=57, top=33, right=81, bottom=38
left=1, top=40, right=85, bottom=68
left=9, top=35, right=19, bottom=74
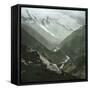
left=21, top=25, right=86, bottom=81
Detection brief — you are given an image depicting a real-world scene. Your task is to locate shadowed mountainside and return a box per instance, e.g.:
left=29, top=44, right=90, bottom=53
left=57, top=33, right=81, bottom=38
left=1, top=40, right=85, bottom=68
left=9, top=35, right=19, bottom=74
left=21, top=25, right=86, bottom=82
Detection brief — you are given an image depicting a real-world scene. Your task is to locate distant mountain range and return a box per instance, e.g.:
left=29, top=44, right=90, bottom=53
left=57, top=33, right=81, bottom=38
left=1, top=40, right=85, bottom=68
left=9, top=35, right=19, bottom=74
left=21, top=10, right=82, bottom=51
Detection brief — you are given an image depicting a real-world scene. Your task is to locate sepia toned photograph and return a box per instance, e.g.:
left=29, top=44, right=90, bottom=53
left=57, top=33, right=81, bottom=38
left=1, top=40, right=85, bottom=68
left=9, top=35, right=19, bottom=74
left=20, top=7, right=87, bottom=83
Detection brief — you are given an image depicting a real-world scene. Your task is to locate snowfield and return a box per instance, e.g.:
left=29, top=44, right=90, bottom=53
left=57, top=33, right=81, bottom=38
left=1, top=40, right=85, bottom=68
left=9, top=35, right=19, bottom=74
left=21, top=8, right=85, bottom=52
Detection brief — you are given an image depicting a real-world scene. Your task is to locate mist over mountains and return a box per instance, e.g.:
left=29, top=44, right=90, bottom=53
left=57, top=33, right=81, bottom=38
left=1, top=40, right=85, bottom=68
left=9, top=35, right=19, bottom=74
left=21, top=8, right=86, bottom=82
left=21, top=8, right=85, bottom=51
